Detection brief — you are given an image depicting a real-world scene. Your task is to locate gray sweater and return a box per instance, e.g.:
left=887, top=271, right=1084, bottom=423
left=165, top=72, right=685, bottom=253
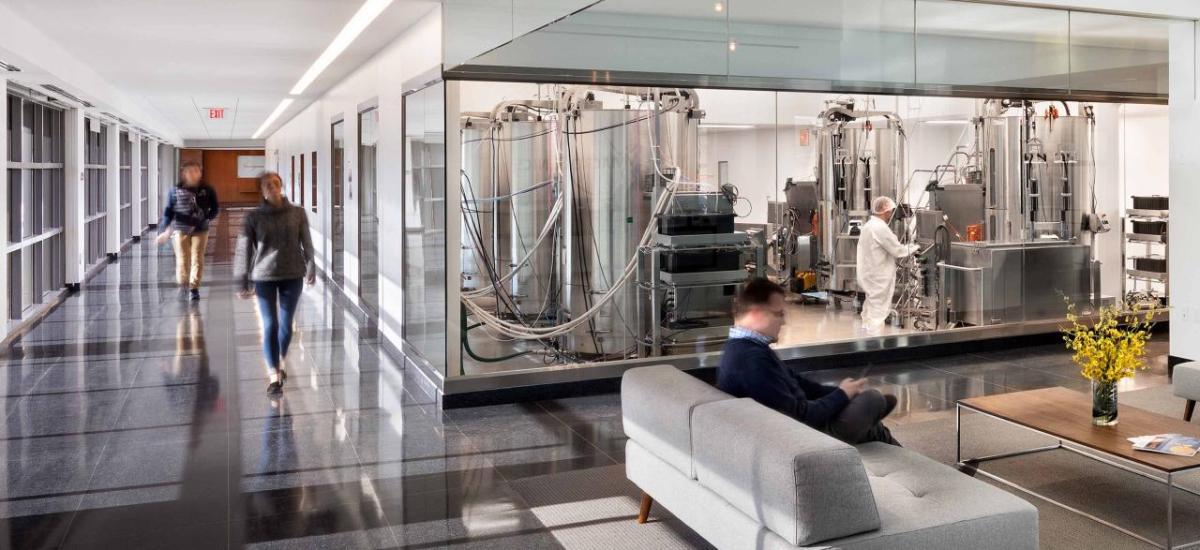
left=234, top=201, right=315, bottom=290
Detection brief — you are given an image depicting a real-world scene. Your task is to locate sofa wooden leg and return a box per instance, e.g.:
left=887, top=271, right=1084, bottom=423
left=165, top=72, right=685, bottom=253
left=637, top=492, right=654, bottom=524
left=1186, top=400, right=1196, bottom=422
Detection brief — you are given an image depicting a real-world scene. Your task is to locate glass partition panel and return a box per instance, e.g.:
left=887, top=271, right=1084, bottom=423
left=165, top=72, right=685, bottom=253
left=915, top=0, right=1069, bottom=90
left=729, top=0, right=914, bottom=84
left=1070, top=12, right=1169, bottom=96
left=402, top=83, right=448, bottom=372
left=443, top=0, right=515, bottom=69
left=470, top=0, right=729, bottom=76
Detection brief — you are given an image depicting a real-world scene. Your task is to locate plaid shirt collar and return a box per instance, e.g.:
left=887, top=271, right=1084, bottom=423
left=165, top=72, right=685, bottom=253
left=729, top=326, right=774, bottom=346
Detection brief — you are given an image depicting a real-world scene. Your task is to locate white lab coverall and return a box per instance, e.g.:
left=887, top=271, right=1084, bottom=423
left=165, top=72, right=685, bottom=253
left=855, top=216, right=917, bottom=332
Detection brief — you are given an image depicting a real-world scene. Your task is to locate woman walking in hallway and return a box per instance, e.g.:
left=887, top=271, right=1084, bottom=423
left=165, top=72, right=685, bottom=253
left=235, top=171, right=316, bottom=394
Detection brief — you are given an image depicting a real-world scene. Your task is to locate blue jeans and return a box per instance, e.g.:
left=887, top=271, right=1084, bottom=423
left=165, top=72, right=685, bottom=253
left=255, top=279, right=304, bottom=371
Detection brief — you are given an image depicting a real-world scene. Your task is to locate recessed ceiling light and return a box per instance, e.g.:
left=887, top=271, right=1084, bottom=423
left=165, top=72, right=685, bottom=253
left=253, top=98, right=295, bottom=139
left=714, top=2, right=724, bottom=12
left=290, top=0, right=395, bottom=95
left=728, top=40, right=737, bottom=52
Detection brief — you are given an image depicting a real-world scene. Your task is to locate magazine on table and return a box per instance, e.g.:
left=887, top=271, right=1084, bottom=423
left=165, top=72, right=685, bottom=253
left=1128, top=434, right=1200, bottom=457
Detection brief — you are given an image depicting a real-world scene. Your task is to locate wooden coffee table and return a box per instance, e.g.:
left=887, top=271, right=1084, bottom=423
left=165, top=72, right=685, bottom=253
left=957, top=387, right=1200, bottom=549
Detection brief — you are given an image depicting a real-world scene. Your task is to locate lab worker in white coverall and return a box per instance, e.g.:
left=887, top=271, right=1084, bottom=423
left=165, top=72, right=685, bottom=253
left=856, top=197, right=919, bottom=334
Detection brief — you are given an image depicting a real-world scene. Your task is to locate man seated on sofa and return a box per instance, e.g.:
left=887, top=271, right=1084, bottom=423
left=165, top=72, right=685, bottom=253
left=717, top=278, right=900, bottom=446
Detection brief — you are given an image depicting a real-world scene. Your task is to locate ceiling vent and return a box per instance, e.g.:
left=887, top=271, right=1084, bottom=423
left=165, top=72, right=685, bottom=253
left=42, top=84, right=93, bottom=108
left=0, top=60, right=20, bottom=72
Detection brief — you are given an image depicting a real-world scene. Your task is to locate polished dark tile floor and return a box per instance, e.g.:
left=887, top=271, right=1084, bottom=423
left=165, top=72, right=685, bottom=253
left=0, top=212, right=1172, bottom=549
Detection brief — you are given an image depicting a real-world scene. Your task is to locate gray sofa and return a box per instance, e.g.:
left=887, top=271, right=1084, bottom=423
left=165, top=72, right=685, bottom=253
left=622, top=365, right=1038, bottom=549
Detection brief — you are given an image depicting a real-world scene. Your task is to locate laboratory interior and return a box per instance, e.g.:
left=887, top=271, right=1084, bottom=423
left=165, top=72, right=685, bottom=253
left=446, top=84, right=1168, bottom=378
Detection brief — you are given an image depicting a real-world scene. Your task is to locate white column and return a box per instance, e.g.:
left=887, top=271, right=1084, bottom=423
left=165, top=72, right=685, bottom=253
left=63, top=108, right=86, bottom=286
left=147, top=141, right=159, bottom=228
left=0, top=76, right=9, bottom=321
left=130, top=133, right=142, bottom=238
left=1169, top=21, right=1199, bottom=363
left=105, top=124, right=121, bottom=256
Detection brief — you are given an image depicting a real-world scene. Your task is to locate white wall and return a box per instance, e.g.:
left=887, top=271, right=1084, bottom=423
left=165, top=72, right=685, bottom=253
left=265, top=9, right=442, bottom=348
left=1169, top=21, right=1198, bottom=362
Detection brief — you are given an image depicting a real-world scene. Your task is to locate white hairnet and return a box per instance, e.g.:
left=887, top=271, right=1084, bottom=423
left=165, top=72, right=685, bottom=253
left=871, top=196, right=896, bottom=214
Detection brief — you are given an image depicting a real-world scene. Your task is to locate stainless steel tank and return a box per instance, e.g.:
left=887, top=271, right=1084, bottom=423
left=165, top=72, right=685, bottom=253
left=503, top=119, right=557, bottom=319
left=561, top=106, right=699, bottom=357
left=816, top=112, right=906, bottom=293
left=977, top=113, right=1094, bottom=243
left=460, top=117, right=495, bottom=292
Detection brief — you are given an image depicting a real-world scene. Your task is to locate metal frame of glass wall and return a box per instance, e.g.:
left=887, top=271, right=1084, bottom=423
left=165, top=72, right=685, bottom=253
left=5, top=91, right=66, bottom=320
left=83, top=117, right=107, bottom=267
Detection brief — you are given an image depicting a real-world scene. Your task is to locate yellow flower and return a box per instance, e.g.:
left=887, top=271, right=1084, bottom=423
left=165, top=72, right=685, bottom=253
left=1062, top=299, right=1155, bottom=383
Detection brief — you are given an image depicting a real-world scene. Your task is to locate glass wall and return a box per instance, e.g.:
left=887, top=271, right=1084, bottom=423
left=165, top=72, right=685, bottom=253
left=401, top=83, right=446, bottom=371
left=330, top=120, right=345, bottom=288
left=84, top=117, right=107, bottom=267
left=457, top=0, right=1170, bottom=101
left=445, top=80, right=1161, bottom=377
left=5, top=92, right=66, bottom=320
left=358, top=107, right=379, bottom=316
left=139, top=138, right=149, bottom=230
left=118, top=131, right=131, bottom=241
left=310, top=151, right=317, bottom=214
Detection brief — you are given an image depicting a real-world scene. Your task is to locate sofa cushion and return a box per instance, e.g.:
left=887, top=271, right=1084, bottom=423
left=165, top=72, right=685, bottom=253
left=1174, top=361, right=1200, bottom=400
left=692, top=398, right=880, bottom=546
left=621, top=365, right=732, bottom=479
left=829, top=442, right=1038, bottom=550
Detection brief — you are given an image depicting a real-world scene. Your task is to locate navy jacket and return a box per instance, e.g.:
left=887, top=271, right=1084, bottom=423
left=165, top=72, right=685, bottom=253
left=716, top=337, right=849, bottom=429
left=161, top=182, right=220, bottom=233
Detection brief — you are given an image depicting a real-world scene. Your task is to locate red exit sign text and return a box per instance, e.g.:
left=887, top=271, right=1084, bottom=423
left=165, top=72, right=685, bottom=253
left=208, top=108, right=225, bottom=119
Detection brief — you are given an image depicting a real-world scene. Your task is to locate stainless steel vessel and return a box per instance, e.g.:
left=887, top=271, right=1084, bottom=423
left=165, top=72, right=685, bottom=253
left=561, top=105, right=699, bottom=356
left=815, top=105, right=906, bottom=294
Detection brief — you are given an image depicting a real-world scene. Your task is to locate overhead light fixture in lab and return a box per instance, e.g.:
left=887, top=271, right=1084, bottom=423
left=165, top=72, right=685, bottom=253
left=290, top=0, right=395, bottom=95
left=714, top=2, right=724, bottom=12
left=252, top=98, right=295, bottom=139
left=921, top=119, right=970, bottom=125
left=701, top=123, right=754, bottom=129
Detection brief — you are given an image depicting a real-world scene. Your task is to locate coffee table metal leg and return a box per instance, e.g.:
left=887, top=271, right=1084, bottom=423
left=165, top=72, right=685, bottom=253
left=1167, top=472, right=1173, bottom=549
left=956, top=403, right=961, bottom=465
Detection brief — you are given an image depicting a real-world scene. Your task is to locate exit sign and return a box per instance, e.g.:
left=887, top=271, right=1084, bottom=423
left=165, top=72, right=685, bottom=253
left=208, top=108, right=225, bottom=119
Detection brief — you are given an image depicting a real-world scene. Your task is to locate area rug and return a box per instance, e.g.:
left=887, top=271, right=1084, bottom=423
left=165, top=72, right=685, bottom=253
left=509, top=464, right=713, bottom=550
left=512, top=385, right=1196, bottom=550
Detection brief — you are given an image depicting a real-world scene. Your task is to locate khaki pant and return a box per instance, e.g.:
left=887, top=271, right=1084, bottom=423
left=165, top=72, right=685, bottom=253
left=172, top=231, right=209, bottom=289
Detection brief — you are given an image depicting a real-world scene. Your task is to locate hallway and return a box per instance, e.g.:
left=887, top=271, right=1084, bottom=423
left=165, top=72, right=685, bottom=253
left=0, top=211, right=547, bottom=549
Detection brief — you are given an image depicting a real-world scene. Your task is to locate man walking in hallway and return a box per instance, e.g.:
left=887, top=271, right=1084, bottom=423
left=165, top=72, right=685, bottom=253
left=157, top=159, right=220, bottom=301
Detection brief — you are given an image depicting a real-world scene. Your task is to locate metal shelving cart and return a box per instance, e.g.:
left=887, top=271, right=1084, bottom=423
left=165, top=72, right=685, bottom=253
left=1122, top=196, right=1168, bottom=309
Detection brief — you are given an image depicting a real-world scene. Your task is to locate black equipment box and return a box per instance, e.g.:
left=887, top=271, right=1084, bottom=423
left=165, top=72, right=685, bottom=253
left=1134, top=257, right=1167, bottom=273
left=1132, top=196, right=1169, bottom=210
left=662, top=250, right=742, bottom=273
left=658, top=214, right=735, bottom=235
left=1131, top=220, right=1167, bottom=236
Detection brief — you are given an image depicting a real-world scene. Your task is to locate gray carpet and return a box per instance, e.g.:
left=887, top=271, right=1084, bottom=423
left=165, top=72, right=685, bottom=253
left=896, top=384, right=1200, bottom=550
left=511, top=385, right=1198, bottom=550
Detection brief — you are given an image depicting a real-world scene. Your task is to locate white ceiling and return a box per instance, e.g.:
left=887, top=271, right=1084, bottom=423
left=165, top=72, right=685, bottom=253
left=1, top=0, right=437, bottom=140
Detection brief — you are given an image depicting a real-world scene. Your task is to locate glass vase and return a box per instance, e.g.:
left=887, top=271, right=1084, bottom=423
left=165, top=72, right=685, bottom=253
left=1092, top=380, right=1118, bottom=426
